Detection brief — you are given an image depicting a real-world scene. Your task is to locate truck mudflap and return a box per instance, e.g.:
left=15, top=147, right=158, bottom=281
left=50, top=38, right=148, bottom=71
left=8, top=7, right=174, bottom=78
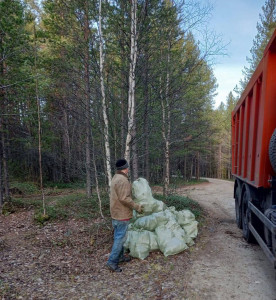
left=248, top=201, right=276, bottom=269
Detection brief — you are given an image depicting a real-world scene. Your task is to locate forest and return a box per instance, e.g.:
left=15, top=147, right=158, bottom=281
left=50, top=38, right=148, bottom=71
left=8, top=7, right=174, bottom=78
left=0, top=0, right=275, bottom=208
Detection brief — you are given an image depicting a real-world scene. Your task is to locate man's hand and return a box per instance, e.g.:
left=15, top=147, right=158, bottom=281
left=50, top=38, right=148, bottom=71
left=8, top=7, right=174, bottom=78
left=137, top=204, right=144, bottom=213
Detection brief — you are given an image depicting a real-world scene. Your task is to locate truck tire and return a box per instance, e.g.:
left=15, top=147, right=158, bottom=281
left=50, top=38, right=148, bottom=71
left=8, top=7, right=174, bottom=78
left=269, top=128, right=276, bottom=173
left=235, top=188, right=242, bottom=229
left=241, top=185, right=256, bottom=243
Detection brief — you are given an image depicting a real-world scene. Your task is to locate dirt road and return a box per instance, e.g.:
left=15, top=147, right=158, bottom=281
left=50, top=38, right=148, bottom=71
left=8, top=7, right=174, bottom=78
left=179, top=178, right=276, bottom=300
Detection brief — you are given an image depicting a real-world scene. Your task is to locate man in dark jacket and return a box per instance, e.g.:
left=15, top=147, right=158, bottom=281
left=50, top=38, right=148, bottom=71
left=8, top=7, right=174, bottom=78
left=106, top=159, right=143, bottom=272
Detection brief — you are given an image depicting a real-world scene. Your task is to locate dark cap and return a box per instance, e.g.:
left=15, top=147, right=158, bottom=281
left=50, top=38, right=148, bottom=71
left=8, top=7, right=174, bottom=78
left=116, top=158, right=129, bottom=170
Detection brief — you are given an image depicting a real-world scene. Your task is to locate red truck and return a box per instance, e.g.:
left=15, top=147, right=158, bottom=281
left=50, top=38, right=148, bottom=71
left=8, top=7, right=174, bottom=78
left=231, top=29, right=276, bottom=269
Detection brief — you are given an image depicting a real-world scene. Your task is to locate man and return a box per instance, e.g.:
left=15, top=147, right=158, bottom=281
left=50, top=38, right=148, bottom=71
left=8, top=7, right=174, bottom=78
left=106, top=158, right=143, bottom=272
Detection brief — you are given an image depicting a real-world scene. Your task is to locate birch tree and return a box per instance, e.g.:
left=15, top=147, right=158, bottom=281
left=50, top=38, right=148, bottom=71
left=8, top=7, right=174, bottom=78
left=162, top=44, right=171, bottom=198
left=125, top=0, right=138, bottom=179
left=99, top=0, right=112, bottom=188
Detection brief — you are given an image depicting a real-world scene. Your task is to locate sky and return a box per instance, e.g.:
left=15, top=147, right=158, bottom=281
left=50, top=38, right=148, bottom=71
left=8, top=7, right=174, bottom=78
left=206, top=0, right=265, bottom=108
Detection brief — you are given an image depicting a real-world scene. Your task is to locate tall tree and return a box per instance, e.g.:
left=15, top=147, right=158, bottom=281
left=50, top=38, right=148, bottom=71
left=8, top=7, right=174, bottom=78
left=125, top=0, right=138, bottom=179
left=0, top=0, right=32, bottom=205
left=99, top=0, right=112, bottom=188
left=239, top=0, right=276, bottom=92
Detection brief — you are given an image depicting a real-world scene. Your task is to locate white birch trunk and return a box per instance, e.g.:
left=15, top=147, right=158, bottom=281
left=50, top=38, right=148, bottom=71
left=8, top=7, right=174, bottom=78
left=99, top=0, right=112, bottom=188
left=162, top=50, right=171, bottom=198
left=125, top=0, right=138, bottom=163
left=91, top=132, right=104, bottom=218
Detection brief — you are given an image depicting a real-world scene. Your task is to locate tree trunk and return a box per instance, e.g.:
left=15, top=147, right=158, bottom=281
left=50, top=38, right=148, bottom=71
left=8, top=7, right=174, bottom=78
left=228, top=134, right=231, bottom=179
left=184, top=155, right=187, bottom=180
left=84, top=0, right=92, bottom=198
left=218, top=143, right=222, bottom=179
left=162, top=48, right=171, bottom=198
left=0, top=54, right=10, bottom=202
left=61, top=105, right=70, bottom=183
left=91, top=131, right=104, bottom=218
left=125, top=0, right=138, bottom=168
left=34, top=24, right=46, bottom=215
left=131, top=119, right=138, bottom=180
left=119, top=1, right=127, bottom=158
left=0, top=149, right=2, bottom=211
left=191, top=158, right=193, bottom=179
left=99, top=0, right=112, bottom=188
left=143, top=51, right=150, bottom=181
left=196, top=151, right=200, bottom=180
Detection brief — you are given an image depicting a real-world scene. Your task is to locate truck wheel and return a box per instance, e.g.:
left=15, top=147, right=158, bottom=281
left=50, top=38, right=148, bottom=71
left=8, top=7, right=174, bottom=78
left=269, top=128, right=276, bottom=173
left=242, top=187, right=256, bottom=243
left=235, top=188, right=242, bottom=229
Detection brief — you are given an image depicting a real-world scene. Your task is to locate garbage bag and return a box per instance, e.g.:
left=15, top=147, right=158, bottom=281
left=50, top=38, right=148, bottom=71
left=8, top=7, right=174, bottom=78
left=133, top=214, right=158, bottom=231
left=132, top=178, right=167, bottom=214
left=155, top=225, right=188, bottom=257
left=183, top=221, right=198, bottom=239
left=148, top=231, right=159, bottom=251
left=125, top=178, right=198, bottom=259
left=132, top=178, right=153, bottom=203
left=125, top=230, right=150, bottom=260
left=133, top=211, right=168, bottom=231
left=176, top=209, right=196, bottom=226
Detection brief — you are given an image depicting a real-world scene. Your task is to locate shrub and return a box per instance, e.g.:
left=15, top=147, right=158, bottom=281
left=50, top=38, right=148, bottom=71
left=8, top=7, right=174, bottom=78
left=10, top=181, right=39, bottom=195
left=154, top=194, right=203, bottom=220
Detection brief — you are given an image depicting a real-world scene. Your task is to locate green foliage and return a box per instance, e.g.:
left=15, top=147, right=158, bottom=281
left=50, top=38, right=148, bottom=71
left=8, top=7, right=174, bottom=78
left=31, top=191, right=110, bottom=224
left=44, top=181, right=86, bottom=189
left=2, top=197, right=40, bottom=215
left=239, top=0, right=276, bottom=92
left=170, top=177, right=208, bottom=187
left=1, top=202, right=16, bottom=216
left=154, top=194, right=203, bottom=220
left=34, top=212, right=51, bottom=225
left=2, top=0, right=224, bottom=192
left=10, top=181, right=39, bottom=194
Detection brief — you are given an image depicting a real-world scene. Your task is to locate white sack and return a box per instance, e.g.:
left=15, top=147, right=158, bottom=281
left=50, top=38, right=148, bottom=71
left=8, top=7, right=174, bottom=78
left=125, top=178, right=198, bottom=259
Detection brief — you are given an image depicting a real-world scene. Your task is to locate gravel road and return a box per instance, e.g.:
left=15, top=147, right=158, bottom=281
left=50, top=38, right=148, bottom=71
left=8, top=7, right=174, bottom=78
left=179, top=178, right=276, bottom=300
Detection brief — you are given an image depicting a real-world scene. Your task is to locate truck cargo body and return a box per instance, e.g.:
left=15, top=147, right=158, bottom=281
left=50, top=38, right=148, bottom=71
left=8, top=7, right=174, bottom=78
left=231, top=30, right=276, bottom=269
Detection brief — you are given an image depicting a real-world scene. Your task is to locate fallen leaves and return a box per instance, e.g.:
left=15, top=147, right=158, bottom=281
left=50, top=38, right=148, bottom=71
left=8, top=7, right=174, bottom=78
left=0, top=210, right=193, bottom=299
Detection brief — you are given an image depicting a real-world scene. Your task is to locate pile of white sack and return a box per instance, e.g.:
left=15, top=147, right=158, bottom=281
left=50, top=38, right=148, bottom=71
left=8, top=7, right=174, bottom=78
left=124, top=178, right=198, bottom=259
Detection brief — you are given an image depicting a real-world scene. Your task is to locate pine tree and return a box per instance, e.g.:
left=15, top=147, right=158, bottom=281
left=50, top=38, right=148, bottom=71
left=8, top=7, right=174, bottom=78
left=0, top=0, right=33, bottom=207
left=239, top=0, right=276, bottom=91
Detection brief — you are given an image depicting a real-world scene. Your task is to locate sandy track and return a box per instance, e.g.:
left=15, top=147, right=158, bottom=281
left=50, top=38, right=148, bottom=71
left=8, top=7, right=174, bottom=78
left=179, top=178, right=276, bottom=300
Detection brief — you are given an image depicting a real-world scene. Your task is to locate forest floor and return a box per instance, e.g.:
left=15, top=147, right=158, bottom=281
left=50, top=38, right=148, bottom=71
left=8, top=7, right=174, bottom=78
left=1, top=179, right=276, bottom=300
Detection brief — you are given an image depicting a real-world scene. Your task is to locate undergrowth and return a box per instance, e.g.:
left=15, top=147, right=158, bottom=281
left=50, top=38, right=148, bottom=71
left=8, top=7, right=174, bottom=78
left=170, top=178, right=208, bottom=186
left=10, top=181, right=39, bottom=194
left=4, top=180, right=203, bottom=225
left=155, top=194, right=203, bottom=220
left=4, top=191, right=110, bottom=225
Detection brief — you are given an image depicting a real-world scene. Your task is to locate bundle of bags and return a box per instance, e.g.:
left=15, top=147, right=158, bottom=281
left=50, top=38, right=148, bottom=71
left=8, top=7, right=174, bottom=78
left=124, top=178, right=198, bottom=259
